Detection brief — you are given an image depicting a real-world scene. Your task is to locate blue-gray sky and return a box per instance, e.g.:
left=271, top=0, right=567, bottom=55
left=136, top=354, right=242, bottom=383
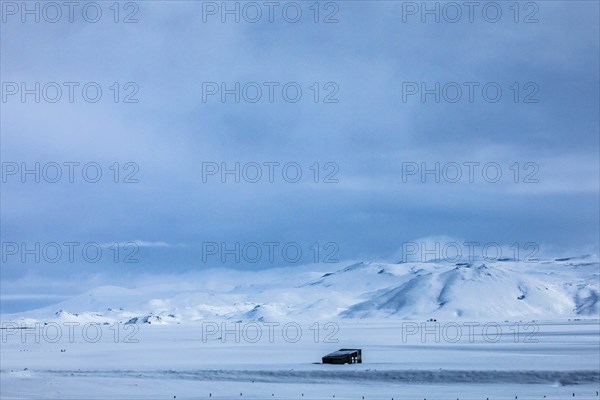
left=1, top=1, right=599, bottom=312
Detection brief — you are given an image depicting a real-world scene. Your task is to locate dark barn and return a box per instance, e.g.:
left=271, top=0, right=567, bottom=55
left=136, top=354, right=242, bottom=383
left=322, top=349, right=362, bottom=364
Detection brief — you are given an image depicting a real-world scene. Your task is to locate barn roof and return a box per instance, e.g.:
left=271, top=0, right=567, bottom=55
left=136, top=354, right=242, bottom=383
left=324, top=349, right=360, bottom=357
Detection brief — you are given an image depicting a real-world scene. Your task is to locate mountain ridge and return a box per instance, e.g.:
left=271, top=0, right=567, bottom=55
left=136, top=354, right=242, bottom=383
left=3, top=256, right=598, bottom=324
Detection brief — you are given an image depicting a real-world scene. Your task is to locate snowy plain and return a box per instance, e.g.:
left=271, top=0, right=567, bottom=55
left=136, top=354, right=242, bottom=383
left=1, top=257, right=599, bottom=399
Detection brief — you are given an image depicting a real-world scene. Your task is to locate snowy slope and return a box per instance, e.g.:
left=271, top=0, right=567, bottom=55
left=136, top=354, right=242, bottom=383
left=2, top=256, right=598, bottom=324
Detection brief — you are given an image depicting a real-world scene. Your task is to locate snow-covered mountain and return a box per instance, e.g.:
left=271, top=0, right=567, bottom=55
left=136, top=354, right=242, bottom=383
left=3, top=256, right=599, bottom=324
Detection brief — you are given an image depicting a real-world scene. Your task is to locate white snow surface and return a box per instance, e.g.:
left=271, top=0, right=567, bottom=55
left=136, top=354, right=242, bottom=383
left=1, top=257, right=599, bottom=399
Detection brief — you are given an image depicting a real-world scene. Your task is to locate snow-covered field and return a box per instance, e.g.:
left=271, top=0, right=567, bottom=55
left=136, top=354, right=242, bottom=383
left=1, top=258, right=599, bottom=399
left=1, top=320, right=599, bottom=399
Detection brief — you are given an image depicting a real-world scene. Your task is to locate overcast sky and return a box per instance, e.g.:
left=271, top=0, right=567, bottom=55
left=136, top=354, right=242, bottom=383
left=1, top=1, right=599, bottom=312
